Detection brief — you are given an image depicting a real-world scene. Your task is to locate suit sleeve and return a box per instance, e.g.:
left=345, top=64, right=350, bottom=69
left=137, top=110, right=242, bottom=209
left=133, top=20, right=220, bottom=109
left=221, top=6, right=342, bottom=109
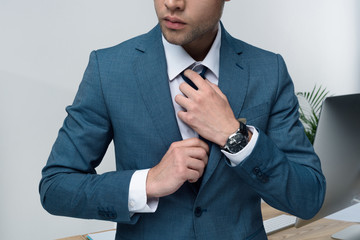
left=230, top=55, right=326, bottom=220
left=39, top=51, right=138, bottom=223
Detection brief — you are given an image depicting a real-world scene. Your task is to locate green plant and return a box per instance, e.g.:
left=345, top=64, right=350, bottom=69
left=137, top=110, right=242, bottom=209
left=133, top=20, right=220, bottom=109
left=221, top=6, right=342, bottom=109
left=296, top=85, right=330, bottom=144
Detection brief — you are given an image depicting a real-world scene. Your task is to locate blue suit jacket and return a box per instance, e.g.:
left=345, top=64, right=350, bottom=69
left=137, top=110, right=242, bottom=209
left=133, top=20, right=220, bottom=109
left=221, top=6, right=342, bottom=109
left=40, top=24, right=325, bottom=240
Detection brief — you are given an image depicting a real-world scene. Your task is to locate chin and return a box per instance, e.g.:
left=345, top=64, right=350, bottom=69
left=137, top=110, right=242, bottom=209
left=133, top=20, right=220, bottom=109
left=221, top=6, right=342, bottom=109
left=163, top=33, right=183, bottom=46
left=160, top=26, right=186, bottom=45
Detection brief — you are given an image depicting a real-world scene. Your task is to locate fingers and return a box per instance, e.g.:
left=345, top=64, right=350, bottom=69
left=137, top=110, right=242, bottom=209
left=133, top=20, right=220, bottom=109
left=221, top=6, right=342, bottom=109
left=171, top=137, right=210, bottom=155
left=178, top=69, right=226, bottom=104
left=182, top=142, right=209, bottom=183
left=178, top=80, right=196, bottom=100
left=170, top=139, right=209, bottom=183
left=146, top=138, right=209, bottom=198
left=174, top=94, right=191, bottom=110
left=183, top=69, right=207, bottom=89
left=185, top=152, right=208, bottom=183
left=206, top=80, right=227, bottom=100
left=185, top=146, right=209, bottom=165
left=179, top=69, right=209, bottom=98
left=187, top=169, right=203, bottom=183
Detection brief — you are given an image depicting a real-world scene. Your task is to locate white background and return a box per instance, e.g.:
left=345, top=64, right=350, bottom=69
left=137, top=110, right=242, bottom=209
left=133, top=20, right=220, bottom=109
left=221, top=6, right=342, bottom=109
left=1, top=1, right=359, bottom=239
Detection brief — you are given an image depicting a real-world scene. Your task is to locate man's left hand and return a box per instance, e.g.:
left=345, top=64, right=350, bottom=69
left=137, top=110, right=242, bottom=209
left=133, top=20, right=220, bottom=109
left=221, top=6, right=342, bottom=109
left=175, top=69, right=239, bottom=147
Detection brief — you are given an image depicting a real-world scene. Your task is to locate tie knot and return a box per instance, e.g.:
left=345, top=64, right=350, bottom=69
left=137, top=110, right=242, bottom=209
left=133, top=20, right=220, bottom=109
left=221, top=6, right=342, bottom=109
left=191, top=64, right=207, bottom=79
left=180, top=65, right=208, bottom=90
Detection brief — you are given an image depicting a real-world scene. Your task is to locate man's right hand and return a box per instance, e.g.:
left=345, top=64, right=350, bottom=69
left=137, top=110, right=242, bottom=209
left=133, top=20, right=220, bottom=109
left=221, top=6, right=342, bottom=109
left=146, top=138, right=209, bottom=198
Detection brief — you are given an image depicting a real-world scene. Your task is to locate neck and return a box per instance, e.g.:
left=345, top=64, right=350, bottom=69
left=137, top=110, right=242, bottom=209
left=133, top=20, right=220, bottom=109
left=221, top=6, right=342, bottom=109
left=182, top=27, right=218, bottom=61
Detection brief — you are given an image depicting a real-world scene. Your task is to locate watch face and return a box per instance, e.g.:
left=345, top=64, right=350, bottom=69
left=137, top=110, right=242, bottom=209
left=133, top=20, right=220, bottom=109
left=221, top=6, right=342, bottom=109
left=223, top=121, right=249, bottom=154
left=228, top=143, right=243, bottom=153
left=228, top=133, right=247, bottom=153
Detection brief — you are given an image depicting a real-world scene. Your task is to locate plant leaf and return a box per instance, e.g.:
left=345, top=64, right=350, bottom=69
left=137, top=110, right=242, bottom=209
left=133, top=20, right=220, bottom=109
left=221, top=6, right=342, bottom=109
left=296, top=85, right=330, bottom=144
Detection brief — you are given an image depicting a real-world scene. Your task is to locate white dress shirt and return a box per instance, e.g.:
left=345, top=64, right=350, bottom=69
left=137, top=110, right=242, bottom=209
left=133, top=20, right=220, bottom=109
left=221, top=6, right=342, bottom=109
left=128, top=24, right=259, bottom=213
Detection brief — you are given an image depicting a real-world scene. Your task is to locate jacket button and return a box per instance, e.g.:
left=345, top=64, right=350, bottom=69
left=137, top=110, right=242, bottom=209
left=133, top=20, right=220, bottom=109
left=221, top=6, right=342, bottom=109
left=253, top=167, right=261, bottom=175
left=194, top=207, right=203, bottom=217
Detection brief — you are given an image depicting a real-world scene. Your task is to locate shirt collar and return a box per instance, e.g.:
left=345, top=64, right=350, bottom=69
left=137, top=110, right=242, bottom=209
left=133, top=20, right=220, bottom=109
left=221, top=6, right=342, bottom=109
left=162, top=23, right=221, bottom=81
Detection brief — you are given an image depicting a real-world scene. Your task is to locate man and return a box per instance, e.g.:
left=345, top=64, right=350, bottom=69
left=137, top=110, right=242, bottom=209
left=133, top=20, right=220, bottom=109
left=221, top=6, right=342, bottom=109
left=40, top=0, right=326, bottom=239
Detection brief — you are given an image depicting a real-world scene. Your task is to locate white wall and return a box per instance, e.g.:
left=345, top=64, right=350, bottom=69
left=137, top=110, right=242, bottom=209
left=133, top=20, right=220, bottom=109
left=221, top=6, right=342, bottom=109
left=223, top=0, right=360, bottom=95
left=1, top=1, right=359, bottom=239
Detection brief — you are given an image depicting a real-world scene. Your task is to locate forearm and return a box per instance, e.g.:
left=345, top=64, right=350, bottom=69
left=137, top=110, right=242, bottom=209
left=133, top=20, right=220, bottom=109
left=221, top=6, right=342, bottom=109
left=232, top=129, right=326, bottom=219
left=40, top=164, right=137, bottom=223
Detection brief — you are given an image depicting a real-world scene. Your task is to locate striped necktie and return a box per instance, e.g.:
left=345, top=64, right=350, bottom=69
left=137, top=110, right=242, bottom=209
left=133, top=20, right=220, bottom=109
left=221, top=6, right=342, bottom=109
left=180, top=66, right=208, bottom=90
left=180, top=65, right=210, bottom=192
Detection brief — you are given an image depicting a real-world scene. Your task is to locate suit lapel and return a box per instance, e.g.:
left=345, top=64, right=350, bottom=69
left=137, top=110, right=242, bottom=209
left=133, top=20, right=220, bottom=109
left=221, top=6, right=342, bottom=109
left=218, top=31, right=248, bottom=119
left=133, top=26, right=182, bottom=149
left=200, top=26, right=249, bottom=190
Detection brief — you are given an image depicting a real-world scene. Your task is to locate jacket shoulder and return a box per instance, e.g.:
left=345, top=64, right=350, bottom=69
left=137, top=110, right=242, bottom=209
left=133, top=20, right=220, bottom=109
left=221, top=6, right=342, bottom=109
left=239, top=39, right=278, bottom=61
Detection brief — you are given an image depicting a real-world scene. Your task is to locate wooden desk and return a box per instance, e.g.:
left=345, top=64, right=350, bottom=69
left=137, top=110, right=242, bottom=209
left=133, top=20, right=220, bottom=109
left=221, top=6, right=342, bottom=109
left=58, top=229, right=115, bottom=240
left=262, top=203, right=356, bottom=240
left=59, top=203, right=357, bottom=240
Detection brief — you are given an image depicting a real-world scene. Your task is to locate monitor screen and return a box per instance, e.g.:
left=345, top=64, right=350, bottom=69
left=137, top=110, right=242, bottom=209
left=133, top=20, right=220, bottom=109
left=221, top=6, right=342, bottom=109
left=295, top=93, right=360, bottom=228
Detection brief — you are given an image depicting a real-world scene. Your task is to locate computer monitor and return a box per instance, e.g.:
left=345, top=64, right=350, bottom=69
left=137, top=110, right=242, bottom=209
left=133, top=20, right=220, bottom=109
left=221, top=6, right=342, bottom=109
left=295, top=94, right=360, bottom=236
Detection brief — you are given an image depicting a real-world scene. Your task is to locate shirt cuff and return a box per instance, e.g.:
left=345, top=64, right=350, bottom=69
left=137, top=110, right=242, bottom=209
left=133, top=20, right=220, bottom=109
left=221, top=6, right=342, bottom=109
left=128, top=169, right=159, bottom=213
left=221, top=125, right=258, bottom=166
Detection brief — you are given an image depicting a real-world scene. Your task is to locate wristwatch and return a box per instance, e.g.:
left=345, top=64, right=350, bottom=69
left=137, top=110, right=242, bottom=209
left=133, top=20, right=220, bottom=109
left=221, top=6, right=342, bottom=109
left=221, top=119, right=249, bottom=154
